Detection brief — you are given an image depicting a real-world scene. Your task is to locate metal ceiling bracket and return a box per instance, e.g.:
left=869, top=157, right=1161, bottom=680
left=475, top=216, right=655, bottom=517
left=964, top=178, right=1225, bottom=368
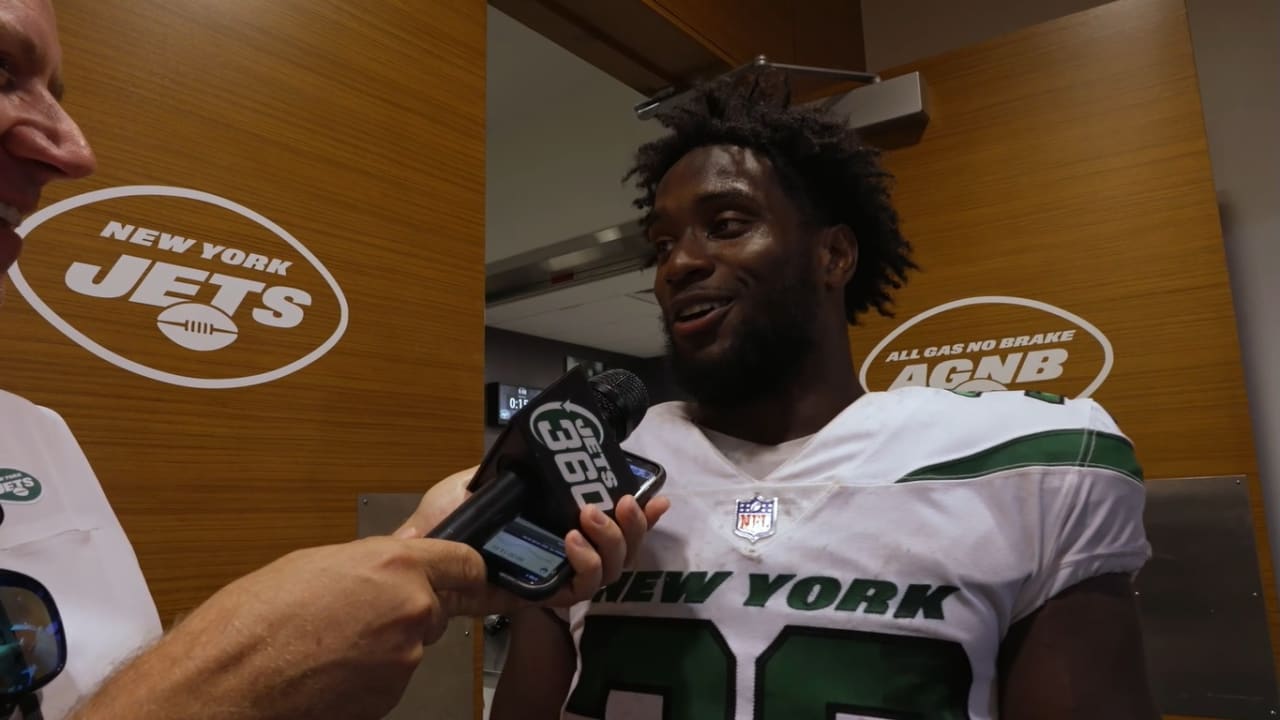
left=634, top=54, right=881, bottom=120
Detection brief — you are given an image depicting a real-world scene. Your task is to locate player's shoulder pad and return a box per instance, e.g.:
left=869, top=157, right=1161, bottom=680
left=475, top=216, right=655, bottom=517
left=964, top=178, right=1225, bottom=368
left=888, top=385, right=1103, bottom=429
left=884, top=386, right=1140, bottom=484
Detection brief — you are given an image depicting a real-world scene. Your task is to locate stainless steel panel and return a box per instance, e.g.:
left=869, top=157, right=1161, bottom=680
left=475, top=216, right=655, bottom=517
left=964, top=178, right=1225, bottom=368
left=359, top=493, right=475, bottom=720
left=1138, top=475, right=1278, bottom=718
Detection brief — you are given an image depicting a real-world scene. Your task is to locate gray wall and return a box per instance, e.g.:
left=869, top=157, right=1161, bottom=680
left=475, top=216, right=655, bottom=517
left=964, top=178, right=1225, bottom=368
left=486, top=6, right=661, bottom=263
left=860, top=0, right=1280, bottom=593
left=1185, top=0, right=1280, bottom=599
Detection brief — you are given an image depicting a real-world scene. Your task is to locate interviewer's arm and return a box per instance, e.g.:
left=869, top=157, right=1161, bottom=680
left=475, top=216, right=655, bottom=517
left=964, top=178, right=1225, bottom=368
left=68, top=537, right=488, bottom=720
left=398, top=465, right=670, bottom=615
left=70, top=471, right=668, bottom=720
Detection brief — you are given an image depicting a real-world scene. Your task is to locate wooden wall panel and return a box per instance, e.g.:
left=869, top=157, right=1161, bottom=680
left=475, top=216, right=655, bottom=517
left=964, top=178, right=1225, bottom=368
left=846, top=0, right=1276, bottom=685
left=787, top=1, right=874, bottom=101
left=643, top=0, right=792, bottom=66
left=1, top=1, right=485, bottom=623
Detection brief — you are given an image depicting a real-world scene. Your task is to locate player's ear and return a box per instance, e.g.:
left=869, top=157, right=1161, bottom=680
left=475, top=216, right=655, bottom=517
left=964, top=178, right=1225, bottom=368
left=819, top=224, right=857, bottom=290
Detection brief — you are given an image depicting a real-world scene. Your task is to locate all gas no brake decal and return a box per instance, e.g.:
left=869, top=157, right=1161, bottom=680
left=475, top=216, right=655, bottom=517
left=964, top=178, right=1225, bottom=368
left=859, top=296, right=1113, bottom=397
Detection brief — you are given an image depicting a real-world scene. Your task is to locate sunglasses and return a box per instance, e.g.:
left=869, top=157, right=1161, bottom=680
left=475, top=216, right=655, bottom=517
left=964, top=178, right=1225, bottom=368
left=0, top=569, right=66, bottom=716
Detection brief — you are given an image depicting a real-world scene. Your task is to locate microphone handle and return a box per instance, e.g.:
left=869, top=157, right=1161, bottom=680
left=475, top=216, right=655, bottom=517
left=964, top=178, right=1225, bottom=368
left=426, top=468, right=530, bottom=546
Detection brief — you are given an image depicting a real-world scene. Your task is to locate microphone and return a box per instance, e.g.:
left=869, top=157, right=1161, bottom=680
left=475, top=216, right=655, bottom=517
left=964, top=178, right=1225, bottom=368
left=427, top=368, right=651, bottom=550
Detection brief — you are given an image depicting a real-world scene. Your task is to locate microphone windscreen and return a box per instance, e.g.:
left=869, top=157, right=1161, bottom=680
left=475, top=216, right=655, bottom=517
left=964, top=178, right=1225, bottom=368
left=589, top=369, right=649, bottom=442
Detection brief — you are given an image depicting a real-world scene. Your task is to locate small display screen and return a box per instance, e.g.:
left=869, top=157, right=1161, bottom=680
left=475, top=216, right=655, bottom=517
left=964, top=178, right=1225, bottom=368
left=482, top=516, right=567, bottom=583
left=496, top=384, right=542, bottom=425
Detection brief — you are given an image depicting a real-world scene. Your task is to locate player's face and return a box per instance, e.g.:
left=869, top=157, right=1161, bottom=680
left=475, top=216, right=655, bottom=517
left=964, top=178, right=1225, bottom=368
left=0, top=0, right=95, bottom=290
left=648, top=144, right=822, bottom=407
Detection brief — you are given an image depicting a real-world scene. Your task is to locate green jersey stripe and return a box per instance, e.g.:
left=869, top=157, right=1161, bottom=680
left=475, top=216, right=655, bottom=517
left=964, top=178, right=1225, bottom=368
left=897, top=430, right=1142, bottom=484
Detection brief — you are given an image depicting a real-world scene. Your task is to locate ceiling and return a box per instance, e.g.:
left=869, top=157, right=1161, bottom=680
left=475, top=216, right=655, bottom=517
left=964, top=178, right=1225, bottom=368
left=485, top=7, right=665, bottom=356
left=485, top=267, right=665, bottom=357
left=486, top=7, right=661, bottom=263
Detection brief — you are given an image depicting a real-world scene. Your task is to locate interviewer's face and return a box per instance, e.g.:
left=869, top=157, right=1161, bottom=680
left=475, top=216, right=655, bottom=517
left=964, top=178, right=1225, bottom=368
left=0, top=0, right=96, bottom=289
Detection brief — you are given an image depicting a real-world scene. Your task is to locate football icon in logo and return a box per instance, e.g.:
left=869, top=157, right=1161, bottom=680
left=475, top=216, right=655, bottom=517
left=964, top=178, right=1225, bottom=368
left=156, top=302, right=239, bottom=351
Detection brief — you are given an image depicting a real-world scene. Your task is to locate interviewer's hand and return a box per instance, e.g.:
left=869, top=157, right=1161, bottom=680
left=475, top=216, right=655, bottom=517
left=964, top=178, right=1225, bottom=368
left=397, top=466, right=671, bottom=614
left=69, top=537, right=491, bottom=720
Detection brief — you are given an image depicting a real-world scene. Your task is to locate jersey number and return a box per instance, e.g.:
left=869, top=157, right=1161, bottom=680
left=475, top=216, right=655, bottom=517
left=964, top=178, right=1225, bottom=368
left=565, top=616, right=973, bottom=719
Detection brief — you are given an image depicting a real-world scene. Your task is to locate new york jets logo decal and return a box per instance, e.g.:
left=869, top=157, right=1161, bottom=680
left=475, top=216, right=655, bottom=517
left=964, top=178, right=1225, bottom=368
left=0, top=469, right=43, bottom=503
left=11, top=186, right=349, bottom=389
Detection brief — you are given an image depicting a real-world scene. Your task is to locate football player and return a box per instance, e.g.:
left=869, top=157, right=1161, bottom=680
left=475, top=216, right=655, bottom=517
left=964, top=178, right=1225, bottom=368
left=488, top=73, right=1157, bottom=719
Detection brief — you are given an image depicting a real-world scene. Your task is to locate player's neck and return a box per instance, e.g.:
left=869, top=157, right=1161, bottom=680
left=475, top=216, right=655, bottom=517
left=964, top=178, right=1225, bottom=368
left=693, top=338, right=860, bottom=445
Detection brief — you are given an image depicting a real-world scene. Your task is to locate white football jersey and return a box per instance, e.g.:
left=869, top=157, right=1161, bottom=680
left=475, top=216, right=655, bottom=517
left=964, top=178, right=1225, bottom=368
left=0, top=390, right=161, bottom=718
left=560, top=386, right=1150, bottom=720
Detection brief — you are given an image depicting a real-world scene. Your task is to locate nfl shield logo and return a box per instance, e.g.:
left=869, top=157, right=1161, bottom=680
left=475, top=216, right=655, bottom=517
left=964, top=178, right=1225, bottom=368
left=734, top=495, right=778, bottom=543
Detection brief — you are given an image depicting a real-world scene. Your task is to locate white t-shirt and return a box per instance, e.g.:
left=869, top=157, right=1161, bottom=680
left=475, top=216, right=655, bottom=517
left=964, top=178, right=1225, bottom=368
left=0, top=390, right=161, bottom=718
left=561, top=387, right=1150, bottom=719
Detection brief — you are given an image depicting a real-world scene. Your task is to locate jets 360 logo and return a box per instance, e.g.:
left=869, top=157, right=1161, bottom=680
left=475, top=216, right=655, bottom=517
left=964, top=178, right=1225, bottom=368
left=859, top=296, right=1113, bottom=397
left=529, top=401, right=618, bottom=511
left=11, top=186, right=348, bottom=389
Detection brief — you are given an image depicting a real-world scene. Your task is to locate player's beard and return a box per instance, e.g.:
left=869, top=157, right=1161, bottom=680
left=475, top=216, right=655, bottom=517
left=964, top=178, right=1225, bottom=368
left=664, top=266, right=820, bottom=410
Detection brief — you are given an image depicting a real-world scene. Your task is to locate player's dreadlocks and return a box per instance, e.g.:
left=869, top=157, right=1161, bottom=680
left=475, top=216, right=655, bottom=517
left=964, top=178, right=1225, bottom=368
left=626, top=71, right=916, bottom=324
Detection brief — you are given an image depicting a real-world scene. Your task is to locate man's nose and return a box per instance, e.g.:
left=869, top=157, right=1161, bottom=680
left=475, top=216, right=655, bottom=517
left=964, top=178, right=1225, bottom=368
left=663, top=231, right=715, bottom=290
left=3, top=95, right=97, bottom=182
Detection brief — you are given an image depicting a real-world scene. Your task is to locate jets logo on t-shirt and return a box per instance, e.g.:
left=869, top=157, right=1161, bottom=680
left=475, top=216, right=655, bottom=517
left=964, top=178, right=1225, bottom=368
left=0, top=469, right=42, bottom=503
